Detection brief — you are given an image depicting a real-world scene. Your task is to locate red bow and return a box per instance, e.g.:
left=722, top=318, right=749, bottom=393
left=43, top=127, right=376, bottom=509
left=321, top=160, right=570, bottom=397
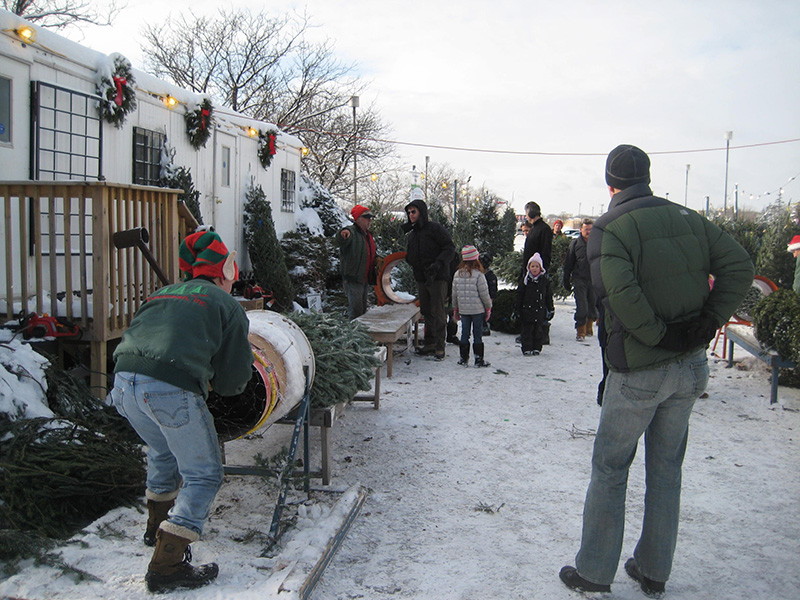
left=113, top=76, right=126, bottom=107
left=268, top=133, right=276, bottom=155
left=201, top=108, right=210, bottom=130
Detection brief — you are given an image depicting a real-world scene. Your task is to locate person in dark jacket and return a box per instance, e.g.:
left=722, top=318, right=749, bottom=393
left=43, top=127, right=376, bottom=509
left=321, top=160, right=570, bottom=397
left=560, top=145, right=754, bottom=596
left=563, top=218, right=597, bottom=341
left=403, top=199, right=457, bottom=360
left=517, top=253, right=553, bottom=355
left=336, top=204, right=377, bottom=319
left=521, top=202, right=553, bottom=343
left=110, top=230, right=253, bottom=593
left=480, top=252, right=498, bottom=337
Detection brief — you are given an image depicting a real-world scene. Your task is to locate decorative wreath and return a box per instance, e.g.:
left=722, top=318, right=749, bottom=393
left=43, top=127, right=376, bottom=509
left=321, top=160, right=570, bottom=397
left=258, top=129, right=279, bottom=169
left=96, top=53, right=137, bottom=128
left=185, top=98, right=214, bottom=150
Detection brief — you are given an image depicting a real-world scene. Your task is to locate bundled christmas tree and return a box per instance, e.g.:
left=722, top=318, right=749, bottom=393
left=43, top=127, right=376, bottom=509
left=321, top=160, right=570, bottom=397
left=243, top=181, right=295, bottom=310
left=289, top=312, right=381, bottom=408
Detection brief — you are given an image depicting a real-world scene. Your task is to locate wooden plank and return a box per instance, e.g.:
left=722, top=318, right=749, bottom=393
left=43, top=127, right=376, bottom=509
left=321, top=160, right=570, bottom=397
left=3, top=187, right=12, bottom=320
left=62, top=189, right=73, bottom=320
left=78, top=188, right=89, bottom=329
left=16, top=187, right=28, bottom=320
left=47, top=187, right=58, bottom=316
left=31, top=186, right=43, bottom=316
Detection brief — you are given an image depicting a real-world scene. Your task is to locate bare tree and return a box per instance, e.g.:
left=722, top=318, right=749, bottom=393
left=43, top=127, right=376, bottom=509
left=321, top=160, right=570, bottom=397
left=141, top=8, right=394, bottom=195
left=4, top=0, right=122, bottom=29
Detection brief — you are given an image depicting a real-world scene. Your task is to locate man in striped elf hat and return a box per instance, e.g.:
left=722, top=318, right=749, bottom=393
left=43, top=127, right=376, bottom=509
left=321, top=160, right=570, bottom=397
left=110, top=229, right=253, bottom=593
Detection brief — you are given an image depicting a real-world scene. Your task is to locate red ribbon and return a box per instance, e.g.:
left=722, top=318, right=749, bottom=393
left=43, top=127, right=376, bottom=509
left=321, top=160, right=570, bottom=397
left=113, top=76, right=126, bottom=107
left=268, top=133, right=276, bottom=155
left=200, top=108, right=210, bottom=130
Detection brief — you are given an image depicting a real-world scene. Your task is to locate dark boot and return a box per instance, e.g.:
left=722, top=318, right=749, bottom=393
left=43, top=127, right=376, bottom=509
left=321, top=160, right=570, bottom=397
left=145, top=522, right=218, bottom=594
left=457, top=343, right=470, bottom=365
left=542, top=321, right=550, bottom=345
left=473, top=343, right=490, bottom=367
left=144, top=489, right=179, bottom=547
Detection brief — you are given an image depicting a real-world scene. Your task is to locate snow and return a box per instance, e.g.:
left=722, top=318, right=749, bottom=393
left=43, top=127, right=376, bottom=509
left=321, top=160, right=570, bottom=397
left=1, top=304, right=799, bottom=599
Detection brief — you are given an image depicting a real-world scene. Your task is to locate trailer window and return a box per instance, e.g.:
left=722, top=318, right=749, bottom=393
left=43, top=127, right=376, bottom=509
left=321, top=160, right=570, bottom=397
left=0, top=76, right=10, bottom=145
left=133, top=127, right=165, bottom=186
left=281, top=169, right=295, bottom=212
left=221, top=146, right=231, bottom=187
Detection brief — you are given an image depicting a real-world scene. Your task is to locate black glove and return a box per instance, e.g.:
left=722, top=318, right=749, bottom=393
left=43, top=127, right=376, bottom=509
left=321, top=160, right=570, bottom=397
left=545, top=309, right=554, bottom=321
left=658, top=314, right=719, bottom=352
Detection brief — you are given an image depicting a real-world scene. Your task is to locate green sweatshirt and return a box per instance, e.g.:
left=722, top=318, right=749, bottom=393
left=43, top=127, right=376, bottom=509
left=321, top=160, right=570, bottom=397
left=114, top=278, right=253, bottom=398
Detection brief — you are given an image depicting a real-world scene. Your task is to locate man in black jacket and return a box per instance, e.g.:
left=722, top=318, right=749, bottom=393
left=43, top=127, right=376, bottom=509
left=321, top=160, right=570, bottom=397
left=404, top=199, right=456, bottom=360
left=563, top=218, right=597, bottom=341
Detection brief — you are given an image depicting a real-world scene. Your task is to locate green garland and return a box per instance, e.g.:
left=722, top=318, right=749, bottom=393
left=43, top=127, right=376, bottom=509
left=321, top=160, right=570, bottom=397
left=185, top=98, right=214, bottom=150
left=96, top=54, right=137, bottom=128
left=258, top=128, right=279, bottom=169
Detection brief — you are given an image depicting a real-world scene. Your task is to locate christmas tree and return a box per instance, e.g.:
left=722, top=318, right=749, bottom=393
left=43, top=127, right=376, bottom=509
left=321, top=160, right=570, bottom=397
left=243, top=182, right=295, bottom=309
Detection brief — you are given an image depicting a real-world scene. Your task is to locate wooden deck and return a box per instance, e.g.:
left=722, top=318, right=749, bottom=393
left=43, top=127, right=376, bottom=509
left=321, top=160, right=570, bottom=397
left=1, top=181, right=195, bottom=395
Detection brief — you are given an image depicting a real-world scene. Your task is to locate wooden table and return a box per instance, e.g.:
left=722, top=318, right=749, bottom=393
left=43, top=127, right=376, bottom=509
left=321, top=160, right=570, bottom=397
left=355, top=304, right=421, bottom=378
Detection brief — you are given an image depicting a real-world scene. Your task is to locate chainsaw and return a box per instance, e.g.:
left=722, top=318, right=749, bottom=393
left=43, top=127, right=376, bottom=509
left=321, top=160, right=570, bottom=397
left=17, top=312, right=81, bottom=340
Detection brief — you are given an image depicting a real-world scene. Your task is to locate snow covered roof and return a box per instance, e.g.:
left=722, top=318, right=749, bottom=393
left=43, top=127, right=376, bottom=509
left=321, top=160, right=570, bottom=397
left=0, top=8, right=301, bottom=148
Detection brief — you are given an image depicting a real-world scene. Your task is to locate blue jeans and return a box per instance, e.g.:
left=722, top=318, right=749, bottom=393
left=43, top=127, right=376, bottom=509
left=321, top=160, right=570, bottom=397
left=109, top=372, right=224, bottom=535
left=575, top=349, right=709, bottom=585
left=459, top=314, right=484, bottom=344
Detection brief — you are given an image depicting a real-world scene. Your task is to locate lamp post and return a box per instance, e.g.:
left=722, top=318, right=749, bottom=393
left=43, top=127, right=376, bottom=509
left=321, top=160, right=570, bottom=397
left=424, top=155, right=430, bottom=201
left=723, top=131, right=733, bottom=215
left=453, top=179, right=458, bottom=222
left=684, top=164, right=691, bottom=207
left=349, top=96, right=359, bottom=204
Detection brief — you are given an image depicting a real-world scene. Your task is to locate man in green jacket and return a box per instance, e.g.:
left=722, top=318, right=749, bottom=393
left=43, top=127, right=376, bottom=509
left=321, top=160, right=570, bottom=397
left=560, top=145, right=753, bottom=596
left=337, top=204, right=378, bottom=319
left=110, top=230, right=252, bottom=593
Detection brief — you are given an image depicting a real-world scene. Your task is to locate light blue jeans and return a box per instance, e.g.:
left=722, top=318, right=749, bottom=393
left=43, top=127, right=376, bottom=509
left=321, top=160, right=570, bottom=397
left=459, top=314, right=484, bottom=345
left=575, top=349, right=709, bottom=585
left=109, top=372, right=224, bottom=535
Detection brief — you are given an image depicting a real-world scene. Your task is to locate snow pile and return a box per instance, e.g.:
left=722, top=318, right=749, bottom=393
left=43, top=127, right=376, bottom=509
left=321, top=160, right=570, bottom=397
left=0, top=330, right=53, bottom=422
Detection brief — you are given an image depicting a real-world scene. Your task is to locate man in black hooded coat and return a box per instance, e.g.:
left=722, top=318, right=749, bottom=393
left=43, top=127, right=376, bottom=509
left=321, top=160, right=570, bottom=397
left=403, top=199, right=457, bottom=360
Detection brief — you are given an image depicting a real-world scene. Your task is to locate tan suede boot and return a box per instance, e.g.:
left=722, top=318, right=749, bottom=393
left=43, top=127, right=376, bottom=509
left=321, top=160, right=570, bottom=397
left=576, top=324, right=586, bottom=342
left=585, top=320, right=594, bottom=337
left=144, top=489, right=179, bottom=547
left=145, top=522, right=218, bottom=593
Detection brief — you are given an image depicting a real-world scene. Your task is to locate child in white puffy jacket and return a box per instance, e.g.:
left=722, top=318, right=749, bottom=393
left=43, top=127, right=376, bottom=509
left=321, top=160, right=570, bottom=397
left=451, top=245, right=492, bottom=367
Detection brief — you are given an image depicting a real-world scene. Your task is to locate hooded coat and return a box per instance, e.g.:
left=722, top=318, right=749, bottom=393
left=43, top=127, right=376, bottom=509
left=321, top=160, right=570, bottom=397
left=403, top=199, right=457, bottom=283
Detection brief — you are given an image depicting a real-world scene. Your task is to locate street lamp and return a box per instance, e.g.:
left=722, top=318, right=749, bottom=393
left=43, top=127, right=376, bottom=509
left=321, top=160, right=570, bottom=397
left=684, top=164, right=691, bottom=207
left=349, top=96, right=359, bottom=204
left=425, top=156, right=430, bottom=201
left=723, top=131, right=733, bottom=215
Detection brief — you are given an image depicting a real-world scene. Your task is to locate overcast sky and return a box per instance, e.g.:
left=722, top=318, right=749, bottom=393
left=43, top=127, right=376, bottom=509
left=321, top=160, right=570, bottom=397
left=71, top=0, right=800, bottom=216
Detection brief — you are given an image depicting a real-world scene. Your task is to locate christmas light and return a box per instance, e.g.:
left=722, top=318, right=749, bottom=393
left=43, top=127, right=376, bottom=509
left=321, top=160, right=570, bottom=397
left=16, top=26, right=36, bottom=43
left=301, top=146, right=310, bottom=157
left=163, top=95, right=178, bottom=109
left=248, top=127, right=258, bottom=137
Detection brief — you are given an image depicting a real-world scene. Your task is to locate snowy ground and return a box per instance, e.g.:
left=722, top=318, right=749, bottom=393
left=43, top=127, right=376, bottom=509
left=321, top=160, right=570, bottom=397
left=1, top=300, right=799, bottom=599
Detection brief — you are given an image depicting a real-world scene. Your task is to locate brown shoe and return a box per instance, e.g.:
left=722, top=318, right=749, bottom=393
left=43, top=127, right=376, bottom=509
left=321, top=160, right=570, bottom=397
left=146, top=523, right=218, bottom=593
left=585, top=320, right=594, bottom=337
left=143, top=489, right=179, bottom=547
left=576, top=324, right=586, bottom=342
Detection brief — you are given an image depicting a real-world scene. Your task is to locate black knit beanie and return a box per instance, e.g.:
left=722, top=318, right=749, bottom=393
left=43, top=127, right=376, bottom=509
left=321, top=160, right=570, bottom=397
left=605, top=144, right=651, bottom=190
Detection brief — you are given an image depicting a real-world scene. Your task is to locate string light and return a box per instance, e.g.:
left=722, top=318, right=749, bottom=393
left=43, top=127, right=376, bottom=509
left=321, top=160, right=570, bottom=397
left=15, top=26, right=36, bottom=43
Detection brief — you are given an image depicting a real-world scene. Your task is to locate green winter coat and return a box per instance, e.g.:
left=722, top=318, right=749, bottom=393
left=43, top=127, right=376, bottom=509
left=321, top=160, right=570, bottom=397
left=589, top=183, right=754, bottom=373
left=336, top=224, right=377, bottom=285
left=114, top=278, right=253, bottom=398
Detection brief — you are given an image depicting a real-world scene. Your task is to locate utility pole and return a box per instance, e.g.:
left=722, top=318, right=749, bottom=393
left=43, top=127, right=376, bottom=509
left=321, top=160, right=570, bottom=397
left=349, top=96, right=359, bottom=204
left=424, top=155, right=429, bottom=201
left=453, top=179, right=458, bottom=223
left=723, top=131, right=733, bottom=216
left=684, top=164, right=691, bottom=207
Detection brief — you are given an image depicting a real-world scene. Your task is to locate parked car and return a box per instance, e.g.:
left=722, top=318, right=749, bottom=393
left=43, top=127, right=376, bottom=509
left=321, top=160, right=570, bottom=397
left=563, top=228, right=581, bottom=238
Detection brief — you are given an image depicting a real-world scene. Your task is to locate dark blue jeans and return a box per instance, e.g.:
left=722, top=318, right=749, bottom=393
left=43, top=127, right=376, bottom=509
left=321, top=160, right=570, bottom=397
left=459, top=314, right=484, bottom=344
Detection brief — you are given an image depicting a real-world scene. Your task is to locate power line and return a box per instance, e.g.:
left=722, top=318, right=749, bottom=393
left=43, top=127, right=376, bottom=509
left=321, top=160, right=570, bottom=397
left=282, top=125, right=800, bottom=157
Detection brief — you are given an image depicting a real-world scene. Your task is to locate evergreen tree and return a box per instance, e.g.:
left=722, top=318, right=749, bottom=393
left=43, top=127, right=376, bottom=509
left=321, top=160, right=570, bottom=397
left=499, top=207, right=518, bottom=256
left=280, top=231, right=338, bottom=308
left=369, top=212, right=407, bottom=256
left=755, top=202, right=800, bottom=289
left=243, top=182, right=295, bottom=309
left=452, top=208, right=474, bottom=251
left=160, top=140, right=203, bottom=224
left=298, top=174, right=348, bottom=237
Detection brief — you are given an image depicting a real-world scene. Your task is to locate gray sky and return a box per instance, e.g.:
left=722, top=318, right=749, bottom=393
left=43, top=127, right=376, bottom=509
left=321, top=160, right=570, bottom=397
left=73, top=0, right=800, bottom=216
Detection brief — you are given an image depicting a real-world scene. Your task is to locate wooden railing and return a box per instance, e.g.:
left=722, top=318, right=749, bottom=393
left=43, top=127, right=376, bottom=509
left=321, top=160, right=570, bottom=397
left=1, top=181, right=191, bottom=394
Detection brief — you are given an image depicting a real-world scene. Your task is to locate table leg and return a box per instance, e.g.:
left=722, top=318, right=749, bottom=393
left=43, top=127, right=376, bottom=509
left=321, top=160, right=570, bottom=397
left=386, top=342, right=394, bottom=378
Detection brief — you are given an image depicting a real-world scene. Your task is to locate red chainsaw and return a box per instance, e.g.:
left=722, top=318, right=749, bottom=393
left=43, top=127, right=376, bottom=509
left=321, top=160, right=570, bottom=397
left=18, top=312, right=81, bottom=340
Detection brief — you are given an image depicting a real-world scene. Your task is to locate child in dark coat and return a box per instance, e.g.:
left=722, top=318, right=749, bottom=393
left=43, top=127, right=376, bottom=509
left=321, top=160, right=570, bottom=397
left=517, top=252, right=554, bottom=355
